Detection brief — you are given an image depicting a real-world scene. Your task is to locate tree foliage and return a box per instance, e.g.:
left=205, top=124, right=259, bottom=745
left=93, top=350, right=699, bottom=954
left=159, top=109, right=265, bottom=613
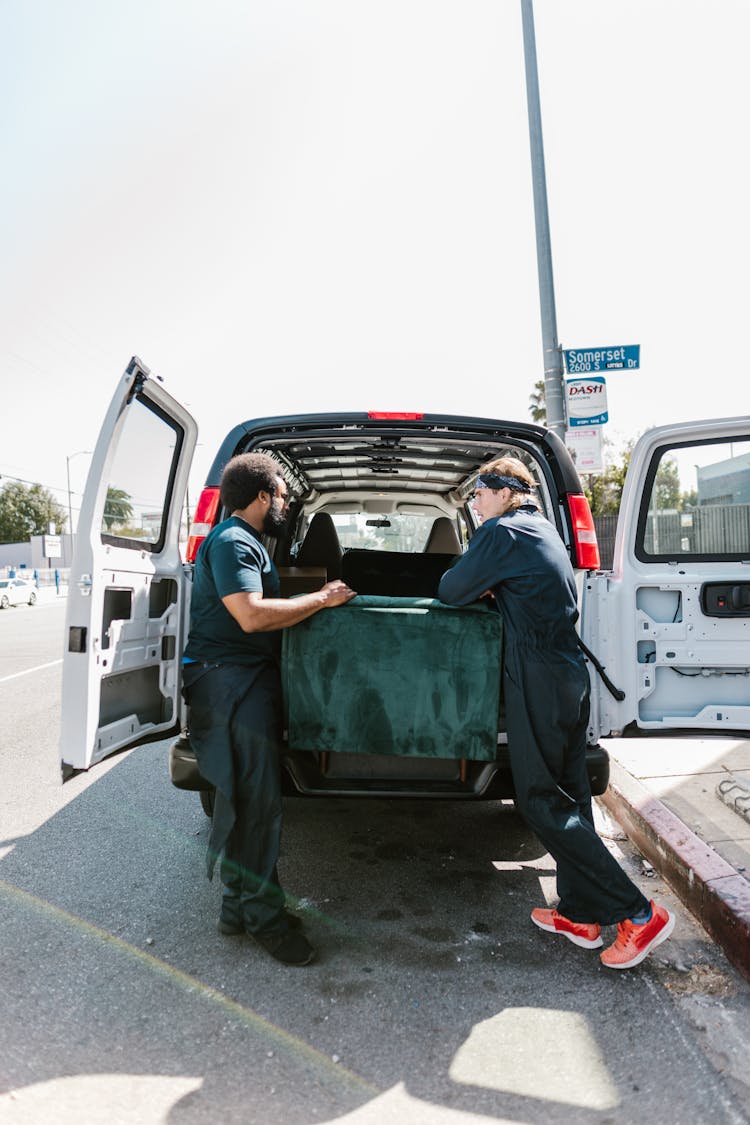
left=582, top=446, right=689, bottom=516
left=583, top=445, right=631, bottom=516
left=103, top=487, right=134, bottom=531
left=529, top=379, right=546, bottom=425
left=0, top=481, right=68, bottom=543
left=653, top=456, right=681, bottom=510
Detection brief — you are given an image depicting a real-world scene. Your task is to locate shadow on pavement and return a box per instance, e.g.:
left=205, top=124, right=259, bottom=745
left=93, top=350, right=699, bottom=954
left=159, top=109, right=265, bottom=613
left=0, top=741, right=744, bottom=1125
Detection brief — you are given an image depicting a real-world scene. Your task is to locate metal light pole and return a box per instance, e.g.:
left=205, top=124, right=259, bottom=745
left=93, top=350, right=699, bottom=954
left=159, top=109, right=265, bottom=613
left=66, top=450, right=92, bottom=563
left=521, top=0, right=566, bottom=440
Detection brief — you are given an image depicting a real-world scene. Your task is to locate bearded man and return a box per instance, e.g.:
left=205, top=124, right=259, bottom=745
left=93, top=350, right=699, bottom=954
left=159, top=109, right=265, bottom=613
left=182, top=453, right=354, bottom=965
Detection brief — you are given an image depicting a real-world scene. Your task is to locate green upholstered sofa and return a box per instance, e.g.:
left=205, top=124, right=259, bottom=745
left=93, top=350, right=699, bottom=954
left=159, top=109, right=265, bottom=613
left=282, top=595, right=503, bottom=762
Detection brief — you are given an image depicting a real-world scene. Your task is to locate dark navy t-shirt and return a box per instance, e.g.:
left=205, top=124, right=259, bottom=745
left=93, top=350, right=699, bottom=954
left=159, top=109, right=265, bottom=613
left=184, top=516, right=281, bottom=667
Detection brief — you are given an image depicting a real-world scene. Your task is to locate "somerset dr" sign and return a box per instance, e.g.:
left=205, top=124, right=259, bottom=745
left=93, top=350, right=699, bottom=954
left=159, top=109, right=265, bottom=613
left=564, top=344, right=640, bottom=374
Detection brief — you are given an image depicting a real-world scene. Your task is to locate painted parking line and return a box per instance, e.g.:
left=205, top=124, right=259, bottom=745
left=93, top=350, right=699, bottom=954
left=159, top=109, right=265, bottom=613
left=0, top=659, right=63, bottom=685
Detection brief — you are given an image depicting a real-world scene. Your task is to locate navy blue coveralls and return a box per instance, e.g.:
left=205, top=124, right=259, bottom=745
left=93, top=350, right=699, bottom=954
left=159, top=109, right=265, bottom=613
left=438, top=503, right=648, bottom=925
left=182, top=517, right=289, bottom=937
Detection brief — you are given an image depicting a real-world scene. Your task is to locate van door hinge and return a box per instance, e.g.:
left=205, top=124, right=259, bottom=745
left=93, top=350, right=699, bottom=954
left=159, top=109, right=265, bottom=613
left=125, top=370, right=147, bottom=404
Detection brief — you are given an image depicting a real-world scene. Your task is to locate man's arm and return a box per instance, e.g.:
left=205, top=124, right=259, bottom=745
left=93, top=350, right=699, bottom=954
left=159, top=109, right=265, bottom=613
left=438, top=524, right=509, bottom=605
left=223, top=580, right=356, bottom=633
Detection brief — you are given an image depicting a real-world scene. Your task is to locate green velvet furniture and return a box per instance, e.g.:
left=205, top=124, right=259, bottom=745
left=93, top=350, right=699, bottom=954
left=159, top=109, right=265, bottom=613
left=282, top=595, right=503, bottom=762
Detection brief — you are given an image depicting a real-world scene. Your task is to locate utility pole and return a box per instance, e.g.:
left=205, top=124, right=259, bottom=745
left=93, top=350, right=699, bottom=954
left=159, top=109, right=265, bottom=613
left=521, top=0, right=566, bottom=440
left=66, top=450, right=92, bottom=564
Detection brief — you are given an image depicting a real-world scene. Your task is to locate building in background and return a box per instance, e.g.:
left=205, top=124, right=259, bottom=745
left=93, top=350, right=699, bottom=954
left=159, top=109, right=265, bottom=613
left=698, top=452, right=750, bottom=505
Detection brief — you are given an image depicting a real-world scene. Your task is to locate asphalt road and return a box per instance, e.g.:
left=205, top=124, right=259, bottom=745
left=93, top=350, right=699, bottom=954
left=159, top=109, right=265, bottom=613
left=2, top=597, right=750, bottom=1124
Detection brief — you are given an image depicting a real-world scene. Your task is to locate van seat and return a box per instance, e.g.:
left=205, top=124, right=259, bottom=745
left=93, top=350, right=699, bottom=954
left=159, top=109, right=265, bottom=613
left=296, top=512, right=343, bottom=580
left=423, top=516, right=462, bottom=555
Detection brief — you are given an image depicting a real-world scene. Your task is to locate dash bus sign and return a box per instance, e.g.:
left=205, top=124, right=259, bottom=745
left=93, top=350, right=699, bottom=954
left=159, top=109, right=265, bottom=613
left=566, top=376, right=608, bottom=426
left=564, top=344, right=640, bottom=374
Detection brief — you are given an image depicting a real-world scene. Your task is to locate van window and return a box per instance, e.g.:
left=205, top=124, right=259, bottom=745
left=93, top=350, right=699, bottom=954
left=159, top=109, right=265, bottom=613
left=101, top=395, right=185, bottom=551
left=637, top=437, right=750, bottom=561
left=329, top=511, right=445, bottom=553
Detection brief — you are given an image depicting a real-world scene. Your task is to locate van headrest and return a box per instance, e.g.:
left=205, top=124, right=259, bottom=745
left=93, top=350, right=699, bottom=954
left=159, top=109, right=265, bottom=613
left=296, top=512, right=343, bottom=579
left=423, top=516, right=461, bottom=555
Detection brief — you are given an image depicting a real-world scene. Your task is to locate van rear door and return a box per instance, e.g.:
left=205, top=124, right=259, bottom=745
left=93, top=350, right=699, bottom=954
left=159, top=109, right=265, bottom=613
left=60, top=357, right=198, bottom=776
left=583, top=417, right=750, bottom=740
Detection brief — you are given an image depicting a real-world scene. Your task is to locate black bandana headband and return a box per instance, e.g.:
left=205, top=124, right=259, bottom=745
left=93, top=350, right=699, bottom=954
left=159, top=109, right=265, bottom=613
left=475, top=472, right=532, bottom=494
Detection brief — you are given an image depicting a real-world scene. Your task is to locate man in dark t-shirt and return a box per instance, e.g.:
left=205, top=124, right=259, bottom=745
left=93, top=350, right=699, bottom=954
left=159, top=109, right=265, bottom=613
left=185, top=516, right=283, bottom=668
left=182, top=453, right=355, bottom=965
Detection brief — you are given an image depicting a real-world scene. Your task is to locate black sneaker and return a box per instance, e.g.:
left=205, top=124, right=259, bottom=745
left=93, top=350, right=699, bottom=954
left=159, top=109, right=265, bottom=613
left=253, top=928, right=317, bottom=966
left=217, top=910, right=304, bottom=937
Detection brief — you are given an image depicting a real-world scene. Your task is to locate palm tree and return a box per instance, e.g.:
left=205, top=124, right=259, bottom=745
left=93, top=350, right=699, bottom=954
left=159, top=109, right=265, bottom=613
left=529, top=378, right=546, bottom=425
left=103, top=487, right=134, bottom=530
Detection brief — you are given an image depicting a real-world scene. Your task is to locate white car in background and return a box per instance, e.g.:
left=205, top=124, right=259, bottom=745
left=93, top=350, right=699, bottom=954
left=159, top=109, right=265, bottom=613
left=0, top=577, right=37, bottom=609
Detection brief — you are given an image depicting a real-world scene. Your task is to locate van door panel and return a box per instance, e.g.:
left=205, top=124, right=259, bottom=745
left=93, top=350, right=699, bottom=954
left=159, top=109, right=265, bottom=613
left=584, top=418, right=750, bottom=740
left=60, top=358, right=197, bottom=776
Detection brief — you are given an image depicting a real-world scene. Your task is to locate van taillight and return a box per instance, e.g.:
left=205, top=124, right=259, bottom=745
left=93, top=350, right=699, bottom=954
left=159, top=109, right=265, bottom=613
left=186, top=487, right=221, bottom=562
left=568, top=494, right=600, bottom=570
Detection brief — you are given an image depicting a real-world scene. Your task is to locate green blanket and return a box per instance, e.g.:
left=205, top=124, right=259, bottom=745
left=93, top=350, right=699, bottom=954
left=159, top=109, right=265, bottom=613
left=282, top=595, right=503, bottom=761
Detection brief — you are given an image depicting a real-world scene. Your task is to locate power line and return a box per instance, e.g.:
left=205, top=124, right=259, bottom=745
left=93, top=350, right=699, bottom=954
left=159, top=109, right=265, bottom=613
left=0, top=469, right=83, bottom=502
left=0, top=473, right=86, bottom=533
left=0, top=471, right=59, bottom=490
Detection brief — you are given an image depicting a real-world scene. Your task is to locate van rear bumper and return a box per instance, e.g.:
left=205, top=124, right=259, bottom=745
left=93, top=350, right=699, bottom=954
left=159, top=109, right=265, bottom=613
left=169, top=737, right=610, bottom=801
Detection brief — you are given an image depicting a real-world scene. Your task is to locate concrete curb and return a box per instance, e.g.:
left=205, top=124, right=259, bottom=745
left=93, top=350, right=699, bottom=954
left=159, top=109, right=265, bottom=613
left=599, top=758, right=750, bottom=984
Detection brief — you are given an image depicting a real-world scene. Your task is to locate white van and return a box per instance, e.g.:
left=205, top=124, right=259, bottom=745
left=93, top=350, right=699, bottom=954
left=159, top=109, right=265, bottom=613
left=59, top=357, right=750, bottom=809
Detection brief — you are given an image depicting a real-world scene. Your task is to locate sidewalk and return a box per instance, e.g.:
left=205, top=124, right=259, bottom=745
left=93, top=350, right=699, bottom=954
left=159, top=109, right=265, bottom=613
left=598, top=736, right=750, bottom=983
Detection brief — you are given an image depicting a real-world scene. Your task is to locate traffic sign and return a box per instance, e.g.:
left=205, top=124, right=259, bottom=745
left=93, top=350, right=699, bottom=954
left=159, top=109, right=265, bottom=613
left=566, top=376, right=608, bottom=426
left=564, top=345, right=640, bottom=374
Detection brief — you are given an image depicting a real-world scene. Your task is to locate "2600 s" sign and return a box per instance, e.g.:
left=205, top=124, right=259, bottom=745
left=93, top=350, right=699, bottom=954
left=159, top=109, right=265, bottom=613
left=564, top=344, right=640, bottom=374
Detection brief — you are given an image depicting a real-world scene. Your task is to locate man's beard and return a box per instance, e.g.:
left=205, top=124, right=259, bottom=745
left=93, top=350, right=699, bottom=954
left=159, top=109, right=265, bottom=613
left=263, top=506, right=288, bottom=538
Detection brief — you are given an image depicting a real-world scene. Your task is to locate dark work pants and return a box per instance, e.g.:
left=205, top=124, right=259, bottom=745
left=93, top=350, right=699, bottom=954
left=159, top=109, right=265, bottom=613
left=504, top=643, right=649, bottom=926
left=183, top=662, right=288, bottom=935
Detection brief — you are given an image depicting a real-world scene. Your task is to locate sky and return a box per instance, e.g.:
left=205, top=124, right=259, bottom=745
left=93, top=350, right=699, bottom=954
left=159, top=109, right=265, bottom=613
left=2, top=0, right=748, bottom=531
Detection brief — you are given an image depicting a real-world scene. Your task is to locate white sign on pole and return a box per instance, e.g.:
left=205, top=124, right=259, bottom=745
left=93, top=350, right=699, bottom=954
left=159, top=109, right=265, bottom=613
left=565, top=376, right=608, bottom=426
left=565, top=426, right=604, bottom=474
left=43, top=535, right=62, bottom=559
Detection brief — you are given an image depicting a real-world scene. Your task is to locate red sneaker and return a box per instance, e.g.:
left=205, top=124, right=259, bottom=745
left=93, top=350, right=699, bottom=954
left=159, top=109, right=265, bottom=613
left=531, top=907, right=603, bottom=949
left=600, top=901, right=675, bottom=969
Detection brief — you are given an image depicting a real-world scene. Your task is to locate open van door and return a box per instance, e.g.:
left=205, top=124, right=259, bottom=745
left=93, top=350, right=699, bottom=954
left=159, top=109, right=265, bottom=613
left=60, top=357, right=198, bottom=777
left=583, top=417, right=750, bottom=741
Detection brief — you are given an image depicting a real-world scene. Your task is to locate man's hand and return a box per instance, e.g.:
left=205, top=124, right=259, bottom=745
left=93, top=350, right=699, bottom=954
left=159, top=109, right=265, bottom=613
left=223, top=580, right=356, bottom=632
left=320, top=580, right=356, bottom=607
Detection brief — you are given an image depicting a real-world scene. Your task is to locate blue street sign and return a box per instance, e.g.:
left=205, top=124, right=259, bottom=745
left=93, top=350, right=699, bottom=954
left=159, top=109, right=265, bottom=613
left=563, top=345, right=640, bottom=374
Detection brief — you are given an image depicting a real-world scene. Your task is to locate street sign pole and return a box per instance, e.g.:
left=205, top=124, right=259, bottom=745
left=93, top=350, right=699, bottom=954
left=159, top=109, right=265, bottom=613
left=521, top=0, right=565, bottom=440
